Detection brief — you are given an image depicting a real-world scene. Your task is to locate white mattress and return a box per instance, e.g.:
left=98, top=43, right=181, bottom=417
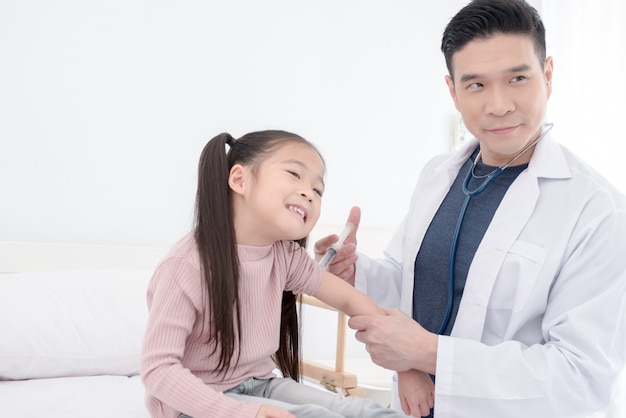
left=0, top=373, right=388, bottom=417
left=0, top=375, right=149, bottom=417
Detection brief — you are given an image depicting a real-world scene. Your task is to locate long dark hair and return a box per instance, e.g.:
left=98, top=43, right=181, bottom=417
left=194, top=130, right=321, bottom=381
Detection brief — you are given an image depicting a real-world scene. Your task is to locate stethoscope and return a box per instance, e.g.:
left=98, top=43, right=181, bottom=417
left=436, top=123, right=554, bottom=335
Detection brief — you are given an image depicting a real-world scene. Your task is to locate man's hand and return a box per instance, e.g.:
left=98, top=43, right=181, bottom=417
left=313, top=206, right=360, bottom=284
left=348, top=308, right=438, bottom=375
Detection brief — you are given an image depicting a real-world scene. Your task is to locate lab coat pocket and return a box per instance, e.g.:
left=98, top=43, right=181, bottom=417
left=489, top=240, right=547, bottom=312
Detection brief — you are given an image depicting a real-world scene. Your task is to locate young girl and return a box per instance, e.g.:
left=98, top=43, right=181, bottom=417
left=140, top=130, right=406, bottom=418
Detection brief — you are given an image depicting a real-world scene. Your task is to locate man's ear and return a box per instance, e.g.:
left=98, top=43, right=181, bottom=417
left=445, top=75, right=460, bottom=112
left=228, top=164, right=246, bottom=195
left=544, top=56, right=554, bottom=99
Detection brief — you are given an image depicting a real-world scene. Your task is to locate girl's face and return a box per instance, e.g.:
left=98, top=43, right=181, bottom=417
left=229, top=142, right=325, bottom=246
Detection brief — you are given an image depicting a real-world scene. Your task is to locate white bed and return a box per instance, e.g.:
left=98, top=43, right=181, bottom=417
left=1, top=375, right=147, bottom=417
left=0, top=230, right=395, bottom=417
left=0, top=244, right=160, bottom=418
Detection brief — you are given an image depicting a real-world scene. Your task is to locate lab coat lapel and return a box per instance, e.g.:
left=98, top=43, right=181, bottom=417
left=415, top=144, right=476, bottom=238
left=452, top=169, right=540, bottom=340
left=400, top=140, right=478, bottom=314
left=451, top=133, right=570, bottom=340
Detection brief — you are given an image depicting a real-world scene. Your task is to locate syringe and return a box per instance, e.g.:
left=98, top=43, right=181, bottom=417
left=319, top=223, right=354, bottom=270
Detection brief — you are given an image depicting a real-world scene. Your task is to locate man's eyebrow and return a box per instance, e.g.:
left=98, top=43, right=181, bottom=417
left=459, top=64, right=533, bottom=84
left=507, top=64, right=532, bottom=73
left=459, top=73, right=481, bottom=83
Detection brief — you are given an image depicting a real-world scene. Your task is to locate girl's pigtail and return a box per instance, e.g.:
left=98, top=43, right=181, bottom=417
left=275, top=291, right=300, bottom=380
left=275, top=236, right=307, bottom=382
left=195, top=132, right=242, bottom=377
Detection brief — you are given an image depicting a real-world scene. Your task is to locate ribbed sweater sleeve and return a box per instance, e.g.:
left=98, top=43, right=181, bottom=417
left=140, top=234, right=322, bottom=418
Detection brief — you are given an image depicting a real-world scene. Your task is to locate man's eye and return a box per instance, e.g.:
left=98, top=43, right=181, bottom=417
left=468, top=82, right=483, bottom=89
left=511, top=75, right=527, bottom=83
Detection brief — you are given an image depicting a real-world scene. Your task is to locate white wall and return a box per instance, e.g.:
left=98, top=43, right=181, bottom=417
left=543, top=0, right=626, bottom=193
left=7, top=0, right=622, bottom=247
left=0, top=0, right=468, bottom=247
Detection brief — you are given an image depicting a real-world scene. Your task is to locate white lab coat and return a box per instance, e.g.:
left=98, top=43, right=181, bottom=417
left=355, top=133, right=626, bottom=417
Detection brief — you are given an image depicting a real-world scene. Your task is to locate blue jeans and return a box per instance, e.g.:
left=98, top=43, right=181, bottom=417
left=179, top=377, right=406, bottom=417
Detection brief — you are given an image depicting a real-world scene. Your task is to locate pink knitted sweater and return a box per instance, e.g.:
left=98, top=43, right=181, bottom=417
left=141, top=233, right=322, bottom=418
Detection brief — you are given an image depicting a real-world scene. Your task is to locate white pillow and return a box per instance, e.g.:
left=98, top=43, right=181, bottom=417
left=0, top=269, right=152, bottom=380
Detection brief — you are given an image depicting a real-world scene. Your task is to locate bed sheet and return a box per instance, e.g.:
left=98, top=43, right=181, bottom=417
left=0, top=375, right=149, bottom=417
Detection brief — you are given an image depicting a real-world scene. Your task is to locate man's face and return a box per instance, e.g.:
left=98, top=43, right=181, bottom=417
left=445, top=33, right=553, bottom=166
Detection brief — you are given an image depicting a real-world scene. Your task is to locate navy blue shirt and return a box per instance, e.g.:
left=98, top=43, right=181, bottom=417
left=413, top=150, right=528, bottom=336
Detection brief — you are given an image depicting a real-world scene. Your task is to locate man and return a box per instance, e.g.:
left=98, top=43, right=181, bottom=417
left=315, top=0, right=626, bottom=416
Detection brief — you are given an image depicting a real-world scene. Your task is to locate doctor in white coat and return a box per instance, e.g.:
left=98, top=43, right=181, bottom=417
left=315, top=1, right=626, bottom=417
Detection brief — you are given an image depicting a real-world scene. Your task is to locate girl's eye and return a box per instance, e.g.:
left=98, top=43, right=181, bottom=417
left=287, top=170, right=300, bottom=179
left=313, top=188, right=323, bottom=197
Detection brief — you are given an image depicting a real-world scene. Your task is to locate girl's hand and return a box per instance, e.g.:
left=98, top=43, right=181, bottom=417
left=398, top=370, right=435, bottom=417
left=255, top=404, right=295, bottom=418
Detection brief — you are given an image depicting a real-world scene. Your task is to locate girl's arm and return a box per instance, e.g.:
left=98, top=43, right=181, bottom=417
left=397, top=369, right=435, bottom=417
left=312, top=270, right=384, bottom=317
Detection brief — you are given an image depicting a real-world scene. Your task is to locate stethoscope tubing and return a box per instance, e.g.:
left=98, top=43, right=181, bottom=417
left=436, top=124, right=554, bottom=335
left=437, top=169, right=503, bottom=334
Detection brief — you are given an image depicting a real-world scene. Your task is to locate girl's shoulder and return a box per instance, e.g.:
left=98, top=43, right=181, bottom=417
left=273, top=240, right=322, bottom=292
left=271, top=240, right=311, bottom=264
left=165, top=232, right=199, bottom=259
left=151, top=232, right=202, bottom=283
